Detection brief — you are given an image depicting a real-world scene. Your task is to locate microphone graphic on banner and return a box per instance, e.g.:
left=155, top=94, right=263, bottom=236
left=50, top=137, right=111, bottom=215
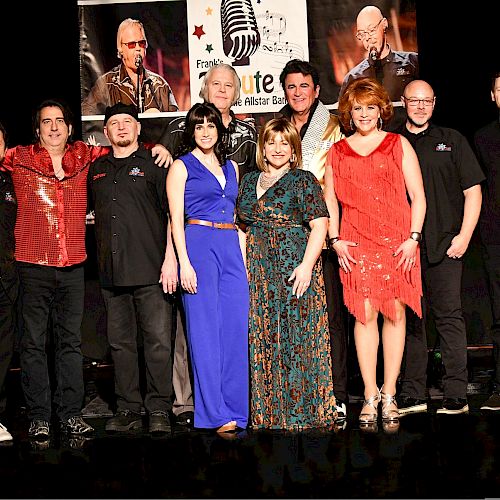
left=221, top=0, right=261, bottom=66
left=369, top=47, right=378, bottom=61
left=135, top=54, right=143, bottom=68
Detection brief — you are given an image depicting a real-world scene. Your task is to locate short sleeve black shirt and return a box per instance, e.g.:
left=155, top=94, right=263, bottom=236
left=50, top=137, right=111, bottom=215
left=398, top=124, right=485, bottom=263
left=88, top=145, right=169, bottom=287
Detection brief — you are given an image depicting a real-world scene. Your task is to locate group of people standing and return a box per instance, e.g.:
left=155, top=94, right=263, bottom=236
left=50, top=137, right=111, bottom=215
left=0, top=55, right=498, bottom=443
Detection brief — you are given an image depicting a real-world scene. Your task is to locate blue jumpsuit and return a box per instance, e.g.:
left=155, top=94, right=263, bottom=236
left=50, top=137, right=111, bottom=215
left=180, top=152, right=249, bottom=429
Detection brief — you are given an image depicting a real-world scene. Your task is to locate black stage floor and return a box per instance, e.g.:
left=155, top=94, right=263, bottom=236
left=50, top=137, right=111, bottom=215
left=1, top=352, right=499, bottom=499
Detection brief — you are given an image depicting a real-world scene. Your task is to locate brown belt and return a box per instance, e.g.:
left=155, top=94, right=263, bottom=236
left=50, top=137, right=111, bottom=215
left=186, top=219, right=237, bottom=230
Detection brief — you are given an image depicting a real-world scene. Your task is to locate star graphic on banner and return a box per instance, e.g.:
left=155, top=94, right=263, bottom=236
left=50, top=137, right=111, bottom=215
left=206, top=44, right=213, bottom=53
left=206, top=7, right=213, bottom=15
left=193, top=25, right=205, bottom=39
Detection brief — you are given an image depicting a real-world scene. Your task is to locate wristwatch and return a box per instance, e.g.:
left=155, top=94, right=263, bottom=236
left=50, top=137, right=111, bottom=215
left=410, top=231, right=422, bottom=242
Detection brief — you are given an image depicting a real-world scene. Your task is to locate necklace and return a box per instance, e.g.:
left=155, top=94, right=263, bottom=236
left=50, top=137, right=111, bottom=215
left=259, top=167, right=290, bottom=190
left=54, top=167, right=65, bottom=179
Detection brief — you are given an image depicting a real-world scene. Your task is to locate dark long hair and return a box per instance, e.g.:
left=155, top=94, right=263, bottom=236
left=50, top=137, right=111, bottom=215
left=175, top=102, right=228, bottom=165
left=32, top=98, right=75, bottom=144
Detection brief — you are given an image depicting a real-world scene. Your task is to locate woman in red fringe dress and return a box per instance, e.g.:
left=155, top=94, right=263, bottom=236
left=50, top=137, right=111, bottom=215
left=324, top=77, right=426, bottom=427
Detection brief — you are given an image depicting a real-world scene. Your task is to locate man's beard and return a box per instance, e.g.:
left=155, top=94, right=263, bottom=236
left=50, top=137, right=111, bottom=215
left=407, top=115, right=429, bottom=130
left=116, top=138, right=132, bottom=147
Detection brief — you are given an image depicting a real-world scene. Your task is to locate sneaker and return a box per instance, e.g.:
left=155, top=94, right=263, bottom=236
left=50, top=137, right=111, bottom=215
left=398, top=397, right=428, bottom=416
left=175, top=410, right=194, bottom=428
left=60, top=415, right=94, bottom=436
left=149, top=411, right=172, bottom=434
left=0, top=423, right=13, bottom=442
left=335, top=400, right=347, bottom=421
left=480, top=392, right=500, bottom=411
left=436, top=398, right=469, bottom=415
left=28, top=419, right=50, bottom=439
left=105, top=409, right=142, bottom=433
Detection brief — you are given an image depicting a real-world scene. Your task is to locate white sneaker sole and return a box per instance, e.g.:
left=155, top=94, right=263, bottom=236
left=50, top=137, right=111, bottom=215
left=399, top=404, right=428, bottom=416
left=436, top=404, right=469, bottom=415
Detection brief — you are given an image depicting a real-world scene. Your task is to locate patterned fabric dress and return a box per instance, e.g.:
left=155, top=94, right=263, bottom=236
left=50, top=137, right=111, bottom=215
left=327, top=132, right=422, bottom=324
left=237, top=168, right=337, bottom=430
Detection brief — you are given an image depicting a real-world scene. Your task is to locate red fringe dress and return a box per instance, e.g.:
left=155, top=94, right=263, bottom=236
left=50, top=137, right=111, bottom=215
left=327, top=132, right=422, bottom=324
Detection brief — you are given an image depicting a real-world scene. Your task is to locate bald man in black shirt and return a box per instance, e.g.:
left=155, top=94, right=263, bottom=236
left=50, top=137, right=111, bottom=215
left=397, top=80, right=484, bottom=416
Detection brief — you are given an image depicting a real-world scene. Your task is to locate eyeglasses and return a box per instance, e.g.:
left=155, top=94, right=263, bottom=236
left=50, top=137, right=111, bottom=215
left=121, top=39, right=147, bottom=49
left=403, top=97, right=435, bottom=107
left=355, top=18, right=384, bottom=41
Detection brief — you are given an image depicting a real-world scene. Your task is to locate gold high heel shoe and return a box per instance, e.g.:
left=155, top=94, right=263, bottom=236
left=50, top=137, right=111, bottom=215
left=216, top=420, right=237, bottom=433
left=381, top=391, right=399, bottom=422
left=359, top=389, right=381, bottom=424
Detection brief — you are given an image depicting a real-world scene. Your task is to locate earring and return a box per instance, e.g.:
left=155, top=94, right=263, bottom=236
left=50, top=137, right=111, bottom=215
left=350, top=118, right=355, bottom=130
left=290, top=153, right=296, bottom=163
left=378, top=117, right=383, bottom=130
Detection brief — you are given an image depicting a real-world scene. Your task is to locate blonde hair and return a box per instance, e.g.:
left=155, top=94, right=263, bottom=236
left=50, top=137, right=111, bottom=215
left=116, top=18, right=146, bottom=59
left=256, top=117, right=302, bottom=172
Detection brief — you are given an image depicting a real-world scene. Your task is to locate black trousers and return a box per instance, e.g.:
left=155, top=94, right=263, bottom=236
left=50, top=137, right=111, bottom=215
left=0, top=261, right=19, bottom=415
left=101, top=284, right=174, bottom=414
left=401, top=252, right=468, bottom=399
left=18, top=262, right=85, bottom=421
left=322, top=249, right=349, bottom=402
left=482, top=243, right=500, bottom=391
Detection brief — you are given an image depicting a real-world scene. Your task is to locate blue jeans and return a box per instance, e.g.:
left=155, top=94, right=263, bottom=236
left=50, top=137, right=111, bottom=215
left=18, top=262, right=85, bottom=421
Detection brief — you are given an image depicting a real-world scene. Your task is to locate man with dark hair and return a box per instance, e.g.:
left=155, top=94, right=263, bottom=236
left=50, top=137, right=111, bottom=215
left=0, top=121, right=17, bottom=442
left=88, top=103, right=175, bottom=434
left=2, top=99, right=101, bottom=439
left=278, top=58, right=349, bottom=422
left=474, top=71, right=500, bottom=411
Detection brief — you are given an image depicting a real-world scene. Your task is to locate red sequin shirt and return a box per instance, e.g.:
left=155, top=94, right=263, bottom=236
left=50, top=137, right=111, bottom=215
left=2, top=142, right=106, bottom=267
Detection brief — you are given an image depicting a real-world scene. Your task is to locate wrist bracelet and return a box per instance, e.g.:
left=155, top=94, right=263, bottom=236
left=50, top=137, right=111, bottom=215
left=329, top=236, right=341, bottom=247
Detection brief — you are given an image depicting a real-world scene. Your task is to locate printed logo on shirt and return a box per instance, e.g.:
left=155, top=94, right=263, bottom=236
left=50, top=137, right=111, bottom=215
left=93, top=173, right=107, bottom=181
left=129, top=167, right=145, bottom=177
left=435, top=143, right=452, bottom=152
left=4, top=191, right=16, bottom=204
left=320, top=140, right=334, bottom=151
left=396, top=68, right=411, bottom=76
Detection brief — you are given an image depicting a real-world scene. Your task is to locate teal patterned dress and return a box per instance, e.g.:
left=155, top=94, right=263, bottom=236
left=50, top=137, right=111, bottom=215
left=237, top=168, right=337, bottom=430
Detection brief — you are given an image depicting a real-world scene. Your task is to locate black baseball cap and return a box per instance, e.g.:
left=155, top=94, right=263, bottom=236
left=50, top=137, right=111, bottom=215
left=104, top=102, right=139, bottom=125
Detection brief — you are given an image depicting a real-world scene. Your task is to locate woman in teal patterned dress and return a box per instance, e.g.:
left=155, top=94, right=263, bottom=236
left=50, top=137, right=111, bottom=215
left=237, top=117, right=337, bottom=430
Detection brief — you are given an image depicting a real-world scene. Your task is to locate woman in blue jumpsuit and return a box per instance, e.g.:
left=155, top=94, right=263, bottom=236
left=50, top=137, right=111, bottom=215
left=167, top=102, right=249, bottom=432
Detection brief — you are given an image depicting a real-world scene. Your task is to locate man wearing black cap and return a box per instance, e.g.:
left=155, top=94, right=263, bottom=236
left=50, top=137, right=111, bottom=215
left=88, top=102, right=176, bottom=434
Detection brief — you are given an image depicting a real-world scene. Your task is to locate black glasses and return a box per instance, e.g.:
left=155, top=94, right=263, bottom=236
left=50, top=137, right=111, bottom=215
left=355, top=18, right=384, bottom=41
left=121, top=39, right=147, bottom=49
left=403, top=97, right=435, bottom=107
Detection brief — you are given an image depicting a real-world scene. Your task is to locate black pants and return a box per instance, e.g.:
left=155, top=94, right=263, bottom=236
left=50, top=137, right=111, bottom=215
left=400, top=252, right=468, bottom=399
left=322, top=249, right=349, bottom=402
left=101, top=284, right=174, bottom=414
left=18, top=262, right=85, bottom=421
left=482, top=243, right=500, bottom=391
left=0, top=261, right=19, bottom=415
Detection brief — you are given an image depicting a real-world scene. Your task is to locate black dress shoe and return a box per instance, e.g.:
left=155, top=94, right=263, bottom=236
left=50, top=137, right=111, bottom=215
left=175, top=411, right=194, bottom=427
